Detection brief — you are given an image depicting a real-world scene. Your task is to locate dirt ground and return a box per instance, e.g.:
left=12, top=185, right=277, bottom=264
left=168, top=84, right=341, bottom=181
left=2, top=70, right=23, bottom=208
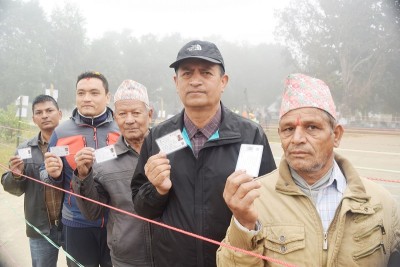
left=0, top=130, right=399, bottom=266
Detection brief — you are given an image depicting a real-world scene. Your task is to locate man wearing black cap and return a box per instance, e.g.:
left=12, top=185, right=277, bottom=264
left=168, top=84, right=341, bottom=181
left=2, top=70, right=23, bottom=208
left=131, top=40, right=276, bottom=267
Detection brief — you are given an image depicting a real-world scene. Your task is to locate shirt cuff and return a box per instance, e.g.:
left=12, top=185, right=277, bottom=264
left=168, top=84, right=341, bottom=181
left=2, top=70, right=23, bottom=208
left=12, top=173, right=23, bottom=179
left=233, top=217, right=261, bottom=234
left=73, top=168, right=92, bottom=182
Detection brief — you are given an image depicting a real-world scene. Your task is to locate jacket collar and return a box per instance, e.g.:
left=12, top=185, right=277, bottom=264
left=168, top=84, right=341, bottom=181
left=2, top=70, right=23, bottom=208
left=169, top=102, right=242, bottom=141
left=71, top=107, right=114, bottom=126
left=276, top=153, right=370, bottom=203
left=114, top=135, right=139, bottom=157
left=26, top=132, right=40, bottom=147
left=334, top=153, right=370, bottom=203
left=219, top=107, right=244, bottom=140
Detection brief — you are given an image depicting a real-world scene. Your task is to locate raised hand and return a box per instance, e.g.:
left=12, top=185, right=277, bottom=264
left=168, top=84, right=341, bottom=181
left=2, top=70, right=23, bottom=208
left=144, top=152, right=172, bottom=195
left=223, top=170, right=261, bottom=230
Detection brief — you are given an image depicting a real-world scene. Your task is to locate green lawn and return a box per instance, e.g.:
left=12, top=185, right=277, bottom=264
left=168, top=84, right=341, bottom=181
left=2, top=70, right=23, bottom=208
left=0, top=129, right=36, bottom=168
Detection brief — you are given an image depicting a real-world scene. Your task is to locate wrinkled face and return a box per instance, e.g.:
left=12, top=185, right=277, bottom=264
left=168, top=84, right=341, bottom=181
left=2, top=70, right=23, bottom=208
left=76, top=77, right=110, bottom=117
left=278, top=107, right=343, bottom=179
left=114, top=99, right=152, bottom=143
left=32, top=101, right=62, bottom=132
left=174, top=58, right=228, bottom=111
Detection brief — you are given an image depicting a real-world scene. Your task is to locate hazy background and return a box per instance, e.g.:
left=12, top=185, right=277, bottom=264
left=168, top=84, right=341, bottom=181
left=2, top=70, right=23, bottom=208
left=0, top=0, right=399, bottom=128
left=0, top=2, right=399, bottom=265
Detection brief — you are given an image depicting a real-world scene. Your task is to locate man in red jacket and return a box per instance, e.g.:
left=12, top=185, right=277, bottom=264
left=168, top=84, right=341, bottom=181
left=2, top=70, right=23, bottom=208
left=42, top=71, right=119, bottom=267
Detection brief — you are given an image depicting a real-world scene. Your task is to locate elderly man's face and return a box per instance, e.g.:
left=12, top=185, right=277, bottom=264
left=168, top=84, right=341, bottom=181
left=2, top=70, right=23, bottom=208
left=278, top=107, right=343, bottom=183
left=114, top=99, right=152, bottom=145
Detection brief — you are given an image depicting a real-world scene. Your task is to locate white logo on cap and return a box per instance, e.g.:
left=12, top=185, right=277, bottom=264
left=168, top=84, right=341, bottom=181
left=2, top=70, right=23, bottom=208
left=187, top=44, right=202, bottom=52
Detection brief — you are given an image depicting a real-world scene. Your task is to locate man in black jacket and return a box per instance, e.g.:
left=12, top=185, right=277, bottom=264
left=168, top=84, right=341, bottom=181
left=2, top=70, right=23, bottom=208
left=2, top=95, right=63, bottom=267
left=131, top=40, right=276, bottom=267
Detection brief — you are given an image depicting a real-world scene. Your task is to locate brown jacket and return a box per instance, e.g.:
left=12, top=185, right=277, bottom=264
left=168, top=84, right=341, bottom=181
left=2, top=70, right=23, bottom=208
left=217, top=154, right=400, bottom=267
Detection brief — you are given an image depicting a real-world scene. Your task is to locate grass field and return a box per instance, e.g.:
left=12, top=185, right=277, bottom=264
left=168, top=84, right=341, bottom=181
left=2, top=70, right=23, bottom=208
left=0, top=143, right=17, bottom=168
left=0, top=124, right=37, bottom=168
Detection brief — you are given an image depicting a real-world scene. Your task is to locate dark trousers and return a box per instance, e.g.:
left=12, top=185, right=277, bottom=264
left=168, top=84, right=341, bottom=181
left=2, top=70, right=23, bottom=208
left=63, top=225, right=112, bottom=267
left=388, top=250, right=400, bottom=267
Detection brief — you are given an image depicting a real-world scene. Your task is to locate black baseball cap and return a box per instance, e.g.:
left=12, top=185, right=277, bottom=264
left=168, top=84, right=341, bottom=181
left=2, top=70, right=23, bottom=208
left=169, top=40, right=225, bottom=71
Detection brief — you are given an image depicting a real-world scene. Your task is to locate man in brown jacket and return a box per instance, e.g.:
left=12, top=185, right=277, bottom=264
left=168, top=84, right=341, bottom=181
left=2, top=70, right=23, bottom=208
left=217, top=73, right=400, bottom=267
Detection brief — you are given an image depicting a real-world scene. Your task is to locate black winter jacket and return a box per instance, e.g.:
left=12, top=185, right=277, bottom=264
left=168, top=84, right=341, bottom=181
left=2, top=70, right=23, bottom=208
left=131, top=104, right=276, bottom=267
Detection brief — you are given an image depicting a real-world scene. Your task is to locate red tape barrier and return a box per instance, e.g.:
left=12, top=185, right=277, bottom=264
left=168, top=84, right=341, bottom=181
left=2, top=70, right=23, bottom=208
left=0, top=163, right=298, bottom=267
left=365, top=177, right=400, bottom=183
left=2, top=162, right=399, bottom=266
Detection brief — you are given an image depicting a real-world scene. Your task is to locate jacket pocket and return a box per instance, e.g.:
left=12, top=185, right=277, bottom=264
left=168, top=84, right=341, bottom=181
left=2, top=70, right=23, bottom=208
left=353, top=219, right=386, bottom=241
left=110, top=214, right=153, bottom=263
left=264, top=224, right=305, bottom=254
left=352, top=219, right=387, bottom=262
left=353, top=241, right=386, bottom=261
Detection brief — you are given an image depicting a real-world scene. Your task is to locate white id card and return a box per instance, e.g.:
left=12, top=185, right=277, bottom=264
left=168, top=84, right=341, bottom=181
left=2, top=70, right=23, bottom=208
left=50, top=146, right=70, bottom=157
left=156, top=129, right=187, bottom=155
left=18, top=147, right=32, bottom=159
left=235, top=144, right=264, bottom=177
left=95, top=145, right=117, bottom=163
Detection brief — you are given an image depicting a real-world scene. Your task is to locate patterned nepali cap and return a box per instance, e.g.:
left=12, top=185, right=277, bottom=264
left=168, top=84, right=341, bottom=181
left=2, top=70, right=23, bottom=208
left=114, top=80, right=149, bottom=108
left=279, top=73, right=337, bottom=120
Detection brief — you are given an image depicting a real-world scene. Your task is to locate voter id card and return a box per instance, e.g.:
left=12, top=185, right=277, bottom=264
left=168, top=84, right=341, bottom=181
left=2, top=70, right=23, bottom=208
left=18, top=147, right=32, bottom=159
left=235, top=144, right=263, bottom=177
left=95, top=145, right=117, bottom=163
left=156, top=129, right=187, bottom=155
left=50, top=146, right=70, bottom=157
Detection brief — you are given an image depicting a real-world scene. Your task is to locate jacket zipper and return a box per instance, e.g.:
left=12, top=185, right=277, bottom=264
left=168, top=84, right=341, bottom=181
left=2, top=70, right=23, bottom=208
left=354, top=221, right=386, bottom=241
left=323, top=232, right=328, bottom=250
left=92, top=127, right=105, bottom=226
left=44, top=186, right=52, bottom=227
left=68, top=180, right=74, bottom=206
left=323, top=197, right=345, bottom=253
left=68, top=136, right=86, bottom=206
left=93, top=127, right=98, bottom=148
left=304, top=194, right=331, bottom=251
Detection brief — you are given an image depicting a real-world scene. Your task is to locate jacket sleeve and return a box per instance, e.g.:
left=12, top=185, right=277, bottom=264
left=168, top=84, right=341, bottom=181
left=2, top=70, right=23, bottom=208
left=131, top=132, right=169, bottom=219
left=217, top=218, right=265, bottom=267
left=1, top=149, right=27, bottom=196
left=257, top=126, right=277, bottom=176
left=1, top=171, right=27, bottom=196
left=72, top=168, right=109, bottom=221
